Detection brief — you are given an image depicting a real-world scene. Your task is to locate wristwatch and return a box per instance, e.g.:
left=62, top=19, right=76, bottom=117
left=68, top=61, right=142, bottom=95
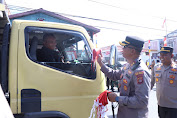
left=115, top=96, right=119, bottom=102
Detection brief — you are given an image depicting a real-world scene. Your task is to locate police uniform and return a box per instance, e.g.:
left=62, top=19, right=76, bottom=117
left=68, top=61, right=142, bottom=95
left=151, top=47, right=177, bottom=118
left=101, top=36, right=151, bottom=118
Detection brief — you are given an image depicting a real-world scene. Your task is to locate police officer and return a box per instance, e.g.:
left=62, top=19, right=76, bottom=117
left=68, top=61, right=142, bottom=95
left=151, top=46, right=177, bottom=118
left=97, top=36, right=151, bottom=118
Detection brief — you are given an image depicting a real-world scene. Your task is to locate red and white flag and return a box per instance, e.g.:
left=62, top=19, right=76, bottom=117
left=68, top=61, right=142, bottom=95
left=89, top=90, right=111, bottom=118
left=162, top=18, right=166, bottom=28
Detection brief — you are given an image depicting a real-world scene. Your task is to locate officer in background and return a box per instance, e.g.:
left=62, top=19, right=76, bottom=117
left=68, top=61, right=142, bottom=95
left=97, top=36, right=151, bottom=118
left=151, top=46, right=177, bottom=118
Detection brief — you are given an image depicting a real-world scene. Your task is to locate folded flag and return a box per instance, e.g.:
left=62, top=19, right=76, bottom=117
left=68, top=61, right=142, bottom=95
left=89, top=90, right=111, bottom=118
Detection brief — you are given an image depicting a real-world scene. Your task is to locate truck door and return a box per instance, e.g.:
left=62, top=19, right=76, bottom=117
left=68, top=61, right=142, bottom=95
left=16, top=21, right=106, bottom=118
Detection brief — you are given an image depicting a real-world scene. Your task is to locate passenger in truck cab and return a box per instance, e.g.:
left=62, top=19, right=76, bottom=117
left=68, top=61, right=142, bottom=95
left=37, top=33, right=64, bottom=62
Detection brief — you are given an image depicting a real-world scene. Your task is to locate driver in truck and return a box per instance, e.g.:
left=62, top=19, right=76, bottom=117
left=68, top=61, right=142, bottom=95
left=37, top=33, right=64, bottom=63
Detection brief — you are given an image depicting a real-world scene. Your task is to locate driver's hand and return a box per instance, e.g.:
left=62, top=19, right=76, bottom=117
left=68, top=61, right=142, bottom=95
left=60, top=56, right=64, bottom=63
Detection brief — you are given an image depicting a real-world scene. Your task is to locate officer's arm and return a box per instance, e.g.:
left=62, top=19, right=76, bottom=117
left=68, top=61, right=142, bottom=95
left=101, top=64, right=122, bottom=81
left=118, top=70, right=150, bottom=108
left=151, top=67, right=155, bottom=90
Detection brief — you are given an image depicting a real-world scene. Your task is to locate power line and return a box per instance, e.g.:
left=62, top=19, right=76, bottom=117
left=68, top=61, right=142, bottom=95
left=6, top=4, right=174, bottom=33
left=54, top=12, right=171, bottom=32
left=93, top=26, right=166, bottom=38
left=93, top=26, right=130, bottom=32
left=88, top=0, right=126, bottom=10
left=88, top=0, right=177, bottom=23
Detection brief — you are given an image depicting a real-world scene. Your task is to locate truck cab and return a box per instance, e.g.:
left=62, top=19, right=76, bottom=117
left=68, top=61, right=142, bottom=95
left=0, top=3, right=106, bottom=118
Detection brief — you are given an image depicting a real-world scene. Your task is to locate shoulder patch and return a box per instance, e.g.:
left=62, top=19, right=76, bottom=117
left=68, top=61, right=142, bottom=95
left=137, top=77, right=144, bottom=84
left=135, top=71, right=144, bottom=84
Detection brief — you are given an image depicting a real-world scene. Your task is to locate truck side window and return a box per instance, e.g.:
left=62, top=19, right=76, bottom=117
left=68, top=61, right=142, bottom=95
left=25, top=27, right=96, bottom=79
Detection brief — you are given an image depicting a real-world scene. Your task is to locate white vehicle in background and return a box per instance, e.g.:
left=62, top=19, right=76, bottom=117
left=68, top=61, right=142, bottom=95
left=0, top=85, right=14, bottom=118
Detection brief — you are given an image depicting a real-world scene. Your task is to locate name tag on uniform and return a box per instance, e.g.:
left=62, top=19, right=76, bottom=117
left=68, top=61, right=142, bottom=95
left=169, top=75, right=175, bottom=79
left=171, top=68, right=177, bottom=72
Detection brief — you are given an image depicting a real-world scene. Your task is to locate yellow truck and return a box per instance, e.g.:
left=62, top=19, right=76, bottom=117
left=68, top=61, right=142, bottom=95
left=0, top=3, right=106, bottom=118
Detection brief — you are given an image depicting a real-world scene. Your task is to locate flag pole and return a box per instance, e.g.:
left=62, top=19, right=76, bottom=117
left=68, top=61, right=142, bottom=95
left=148, top=40, right=151, bottom=67
left=164, top=17, right=168, bottom=46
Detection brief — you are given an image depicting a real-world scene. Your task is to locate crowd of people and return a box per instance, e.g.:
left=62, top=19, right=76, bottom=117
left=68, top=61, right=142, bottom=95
left=97, top=36, right=177, bottom=118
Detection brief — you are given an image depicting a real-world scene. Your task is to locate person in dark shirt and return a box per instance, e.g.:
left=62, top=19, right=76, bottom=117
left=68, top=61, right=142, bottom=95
left=37, top=33, right=64, bottom=62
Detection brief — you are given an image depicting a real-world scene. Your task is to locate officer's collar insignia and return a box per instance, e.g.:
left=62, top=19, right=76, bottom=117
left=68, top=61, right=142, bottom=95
left=171, top=68, right=177, bottom=72
left=124, top=85, right=127, bottom=91
left=123, top=79, right=128, bottom=84
left=128, top=70, right=132, bottom=74
left=137, top=77, right=143, bottom=84
left=169, top=75, right=175, bottom=79
left=156, top=78, right=159, bottom=82
left=131, top=62, right=135, bottom=66
left=169, top=80, right=174, bottom=84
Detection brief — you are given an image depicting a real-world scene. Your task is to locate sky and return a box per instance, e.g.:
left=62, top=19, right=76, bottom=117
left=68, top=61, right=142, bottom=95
left=5, top=0, right=177, bottom=48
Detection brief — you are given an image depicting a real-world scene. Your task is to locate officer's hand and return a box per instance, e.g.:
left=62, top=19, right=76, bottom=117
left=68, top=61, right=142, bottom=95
left=97, top=55, right=103, bottom=67
left=108, top=92, right=117, bottom=102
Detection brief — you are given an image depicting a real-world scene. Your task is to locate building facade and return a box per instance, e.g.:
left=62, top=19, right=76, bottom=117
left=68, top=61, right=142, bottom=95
left=166, top=30, right=177, bottom=61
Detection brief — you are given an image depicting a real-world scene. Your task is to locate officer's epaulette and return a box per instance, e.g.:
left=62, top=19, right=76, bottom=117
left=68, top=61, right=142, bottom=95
left=131, top=59, right=141, bottom=71
left=121, top=63, right=128, bottom=73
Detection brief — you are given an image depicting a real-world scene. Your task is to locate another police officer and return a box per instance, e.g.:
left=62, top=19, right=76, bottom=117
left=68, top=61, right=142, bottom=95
left=151, top=46, right=177, bottom=118
left=97, top=36, right=151, bottom=118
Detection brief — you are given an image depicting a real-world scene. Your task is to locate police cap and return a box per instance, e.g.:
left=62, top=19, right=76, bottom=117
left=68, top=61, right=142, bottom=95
left=119, top=36, right=144, bottom=51
left=160, top=46, right=173, bottom=54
